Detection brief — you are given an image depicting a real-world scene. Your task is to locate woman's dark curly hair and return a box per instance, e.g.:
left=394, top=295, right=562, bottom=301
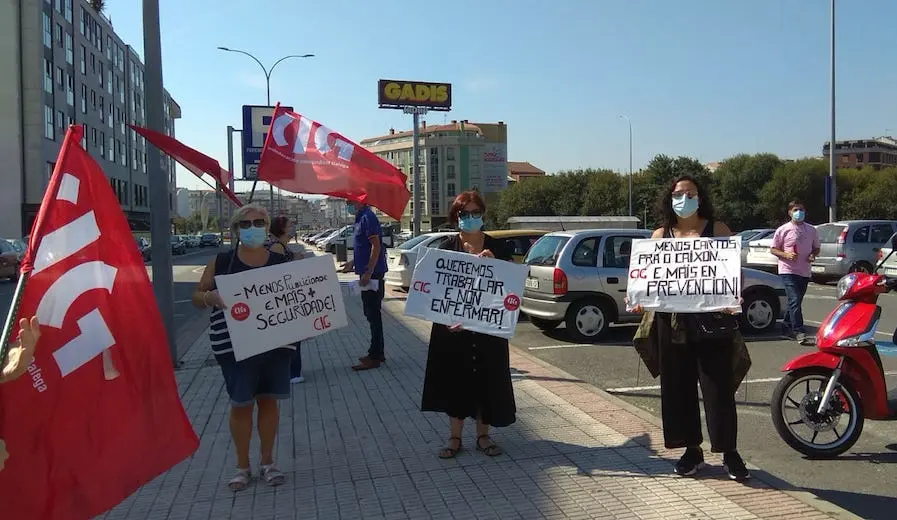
left=655, top=174, right=715, bottom=230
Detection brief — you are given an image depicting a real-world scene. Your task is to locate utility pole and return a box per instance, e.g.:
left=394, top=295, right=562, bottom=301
left=619, top=115, right=633, bottom=217
left=142, top=0, right=177, bottom=365
left=828, top=0, right=837, bottom=223
left=404, top=106, right=427, bottom=236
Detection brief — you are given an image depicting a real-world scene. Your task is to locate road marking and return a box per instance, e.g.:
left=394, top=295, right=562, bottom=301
left=803, top=295, right=836, bottom=300
left=527, top=344, right=601, bottom=351
left=606, top=371, right=897, bottom=393
left=192, top=266, right=205, bottom=274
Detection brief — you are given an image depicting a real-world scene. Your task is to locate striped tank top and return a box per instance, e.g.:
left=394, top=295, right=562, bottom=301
left=209, top=249, right=290, bottom=356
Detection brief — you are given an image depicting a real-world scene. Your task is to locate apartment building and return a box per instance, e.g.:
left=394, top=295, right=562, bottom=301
left=360, top=120, right=508, bottom=231
left=823, top=136, right=897, bottom=170
left=0, top=0, right=179, bottom=237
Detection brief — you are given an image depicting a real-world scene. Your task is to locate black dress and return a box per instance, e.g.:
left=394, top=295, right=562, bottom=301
left=420, top=234, right=517, bottom=427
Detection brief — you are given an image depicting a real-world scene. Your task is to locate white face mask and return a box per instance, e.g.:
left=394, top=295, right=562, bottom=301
left=672, top=194, right=699, bottom=218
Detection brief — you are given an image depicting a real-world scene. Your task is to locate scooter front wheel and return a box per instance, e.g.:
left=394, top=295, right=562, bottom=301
left=771, top=367, right=864, bottom=458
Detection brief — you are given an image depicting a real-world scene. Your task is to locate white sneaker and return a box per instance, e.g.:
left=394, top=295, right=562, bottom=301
left=290, top=376, right=305, bottom=384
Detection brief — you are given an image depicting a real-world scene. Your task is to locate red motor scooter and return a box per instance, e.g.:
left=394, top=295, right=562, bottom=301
left=771, top=237, right=897, bottom=458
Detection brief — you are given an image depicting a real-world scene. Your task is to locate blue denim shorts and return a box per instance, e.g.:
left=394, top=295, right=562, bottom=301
left=215, top=348, right=292, bottom=407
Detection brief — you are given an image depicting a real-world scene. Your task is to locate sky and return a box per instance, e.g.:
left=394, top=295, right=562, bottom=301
left=102, top=0, right=897, bottom=192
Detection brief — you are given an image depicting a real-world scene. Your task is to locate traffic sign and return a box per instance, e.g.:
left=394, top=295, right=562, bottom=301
left=241, top=105, right=292, bottom=180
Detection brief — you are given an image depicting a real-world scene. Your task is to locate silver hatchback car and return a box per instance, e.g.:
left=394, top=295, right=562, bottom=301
left=812, top=220, right=897, bottom=281
left=521, top=229, right=787, bottom=342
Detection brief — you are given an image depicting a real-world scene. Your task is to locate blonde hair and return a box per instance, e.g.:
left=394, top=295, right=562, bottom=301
left=230, top=203, right=270, bottom=230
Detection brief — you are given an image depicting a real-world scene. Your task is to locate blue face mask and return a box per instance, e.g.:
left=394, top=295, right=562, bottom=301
left=671, top=194, right=699, bottom=219
left=346, top=204, right=357, bottom=216
left=792, top=209, right=806, bottom=222
left=239, top=226, right=267, bottom=248
left=459, top=217, right=484, bottom=232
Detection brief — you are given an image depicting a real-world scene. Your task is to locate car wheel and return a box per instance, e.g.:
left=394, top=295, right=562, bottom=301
left=530, top=317, right=562, bottom=331
left=565, top=299, right=611, bottom=342
left=741, top=290, right=777, bottom=334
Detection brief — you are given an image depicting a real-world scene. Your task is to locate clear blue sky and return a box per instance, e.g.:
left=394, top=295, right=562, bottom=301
left=104, top=0, right=897, bottom=191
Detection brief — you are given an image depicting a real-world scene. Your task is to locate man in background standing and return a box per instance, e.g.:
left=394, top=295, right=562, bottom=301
left=770, top=200, right=820, bottom=345
left=340, top=201, right=388, bottom=371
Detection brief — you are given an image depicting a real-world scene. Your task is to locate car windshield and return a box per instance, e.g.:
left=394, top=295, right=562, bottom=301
left=170, top=236, right=179, bottom=243
left=817, top=224, right=846, bottom=243
left=398, top=234, right=432, bottom=250
left=524, top=235, right=570, bottom=266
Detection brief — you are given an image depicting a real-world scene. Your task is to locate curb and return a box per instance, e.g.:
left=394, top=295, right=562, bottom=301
left=507, top=342, right=863, bottom=520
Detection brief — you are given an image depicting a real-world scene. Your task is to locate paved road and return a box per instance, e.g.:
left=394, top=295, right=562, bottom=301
left=508, top=280, right=897, bottom=520
left=0, top=246, right=230, bottom=361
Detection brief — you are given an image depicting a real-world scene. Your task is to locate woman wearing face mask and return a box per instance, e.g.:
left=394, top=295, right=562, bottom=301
left=193, top=204, right=294, bottom=491
left=420, top=190, right=517, bottom=459
left=630, top=175, right=752, bottom=482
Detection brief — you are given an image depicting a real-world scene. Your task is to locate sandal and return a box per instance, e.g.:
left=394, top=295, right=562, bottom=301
left=260, top=463, right=285, bottom=486
left=476, top=435, right=503, bottom=457
left=228, top=468, right=251, bottom=492
left=439, top=437, right=462, bottom=459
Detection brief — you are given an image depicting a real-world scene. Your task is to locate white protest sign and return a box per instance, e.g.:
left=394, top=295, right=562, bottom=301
left=626, top=237, right=742, bottom=313
left=404, top=248, right=528, bottom=339
left=214, top=254, right=348, bottom=361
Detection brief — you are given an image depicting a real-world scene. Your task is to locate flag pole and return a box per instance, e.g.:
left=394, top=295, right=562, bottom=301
left=0, top=126, right=80, bottom=367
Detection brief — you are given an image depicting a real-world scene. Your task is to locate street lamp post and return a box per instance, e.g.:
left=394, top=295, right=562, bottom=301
left=828, top=0, right=837, bottom=223
left=217, top=47, right=313, bottom=209
left=619, top=115, right=633, bottom=217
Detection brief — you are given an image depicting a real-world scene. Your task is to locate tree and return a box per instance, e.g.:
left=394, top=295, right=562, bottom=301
left=492, top=177, right=561, bottom=226
left=840, top=167, right=897, bottom=220
left=89, top=0, right=105, bottom=13
left=712, top=153, right=783, bottom=230
left=758, top=159, right=829, bottom=226
left=642, top=154, right=711, bottom=190
left=582, top=169, right=625, bottom=216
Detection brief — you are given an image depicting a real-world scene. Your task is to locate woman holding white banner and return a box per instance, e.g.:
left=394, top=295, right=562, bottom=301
left=420, top=191, right=517, bottom=459
left=630, top=175, right=751, bottom=482
left=192, top=204, right=293, bottom=491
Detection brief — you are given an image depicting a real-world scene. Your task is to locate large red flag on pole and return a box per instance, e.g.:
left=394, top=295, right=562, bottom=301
left=257, top=104, right=411, bottom=220
left=0, top=126, right=199, bottom=519
left=130, top=125, right=243, bottom=207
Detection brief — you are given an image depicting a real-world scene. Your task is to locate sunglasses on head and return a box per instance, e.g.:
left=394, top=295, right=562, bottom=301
left=237, top=219, right=267, bottom=229
left=459, top=210, right=483, bottom=220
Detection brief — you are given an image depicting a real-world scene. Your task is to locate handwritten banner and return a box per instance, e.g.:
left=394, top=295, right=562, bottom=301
left=626, top=237, right=742, bottom=313
left=404, top=248, right=528, bottom=338
left=215, top=255, right=348, bottom=360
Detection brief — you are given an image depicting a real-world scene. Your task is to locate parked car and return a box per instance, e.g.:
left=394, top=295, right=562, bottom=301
left=323, top=226, right=354, bottom=253
left=520, top=229, right=787, bottom=342
left=200, top=233, right=222, bottom=247
left=384, top=232, right=463, bottom=290
left=0, top=239, right=21, bottom=280
left=745, top=236, right=778, bottom=272
left=135, top=237, right=151, bottom=261
left=170, top=235, right=186, bottom=255
left=487, top=229, right=548, bottom=263
left=811, top=220, right=897, bottom=282
left=877, top=233, right=897, bottom=275
left=738, top=228, right=774, bottom=264
left=4, top=238, right=26, bottom=261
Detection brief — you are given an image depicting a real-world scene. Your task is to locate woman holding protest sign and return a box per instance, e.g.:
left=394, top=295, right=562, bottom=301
left=192, top=204, right=293, bottom=491
left=267, top=216, right=305, bottom=384
left=420, top=190, right=517, bottom=459
left=629, top=175, right=752, bottom=482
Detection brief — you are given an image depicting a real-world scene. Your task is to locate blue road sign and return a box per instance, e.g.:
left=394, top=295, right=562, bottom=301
left=241, top=105, right=293, bottom=180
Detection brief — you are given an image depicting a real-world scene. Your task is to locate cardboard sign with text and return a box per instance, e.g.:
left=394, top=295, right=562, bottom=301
left=215, top=255, right=347, bottom=360
left=626, top=237, right=742, bottom=313
left=404, top=248, right=528, bottom=338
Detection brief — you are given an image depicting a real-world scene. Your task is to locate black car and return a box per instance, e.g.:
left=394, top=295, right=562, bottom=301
left=135, top=237, right=151, bottom=261
left=170, top=236, right=186, bottom=255
left=200, top=233, right=222, bottom=247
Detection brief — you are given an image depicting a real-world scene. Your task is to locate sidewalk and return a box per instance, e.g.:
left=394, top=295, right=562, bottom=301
left=100, top=277, right=848, bottom=520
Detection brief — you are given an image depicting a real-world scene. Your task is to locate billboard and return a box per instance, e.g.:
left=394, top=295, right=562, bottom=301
left=481, top=143, right=508, bottom=193
left=378, top=80, right=452, bottom=111
left=241, top=105, right=293, bottom=180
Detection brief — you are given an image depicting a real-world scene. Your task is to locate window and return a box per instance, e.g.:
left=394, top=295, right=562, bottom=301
left=106, top=69, right=112, bottom=94
left=119, top=139, right=125, bottom=165
left=55, top=23, right=63, bottom=46
left=56, top=110, right=64, bottom=130
left=603, top=236, right=637, bottom=269
left=446, top=147, right=455, bottom=160
left=66, top=74, right=74, bottom=105
left=43, top=13, right=51, bottom=48
left=98, top=62, right=103, bottom=85
left=80, top=84, right=87, bottom=113
left=571, top=237, right=600, bottom=267
left=870, top=152, right=882, bottom=162
left=80, top=45, right=86, bottom=74
left=90, top=53, right=95, bottom=73
left=79, top=7, right=85, bottom=34
left=447, top=183, right=456, bottom=197
left=470, top=163, right=480, bottom=176
left=870, top=224, right=894, bottom=244
left=43, top=59, right=53, bottom=94
left=447, top=164, right=455, bottom=179
left=99, top=131, right=105, bottom=156
left=55, top=66, right=63, bottom=87
left=91, top=89, right=96, bottom=109
left=46, top=162, right=55, bottom=191
left=107, top=105, right=113, bottom=128
left=430, top=199, right=440, bottom=214
left=65, top=33, right=75, bottom=65
left=106, top=36, right=112, bottom=60
left=44, top=105, right=55, bottom=140
left=91, top=127, right=97, bottom=146
left=98, top=96, right=104, bottom=116
left=430, top=147, right=438, bottom=156
left=851, top=226, right=869, bottom=244
left=80, top=127, right=86, bottom=148
left=108, top=136, right=114, bottom=161
left=65, top=0, right=72, bottom=22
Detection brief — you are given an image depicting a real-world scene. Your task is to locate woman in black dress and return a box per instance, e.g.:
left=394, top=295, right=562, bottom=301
left=420, top=190, right=517, bottom=459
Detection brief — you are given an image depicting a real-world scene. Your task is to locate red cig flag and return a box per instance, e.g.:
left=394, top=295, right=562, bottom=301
left=0, top=126, right=199, bottom=519
left=258, top=104, right=411, bottom=220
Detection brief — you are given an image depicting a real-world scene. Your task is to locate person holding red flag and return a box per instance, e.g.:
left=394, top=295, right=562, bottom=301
left=0, top=317, right=41, bottom=473
left=193, top=203, right=293, bottom=491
